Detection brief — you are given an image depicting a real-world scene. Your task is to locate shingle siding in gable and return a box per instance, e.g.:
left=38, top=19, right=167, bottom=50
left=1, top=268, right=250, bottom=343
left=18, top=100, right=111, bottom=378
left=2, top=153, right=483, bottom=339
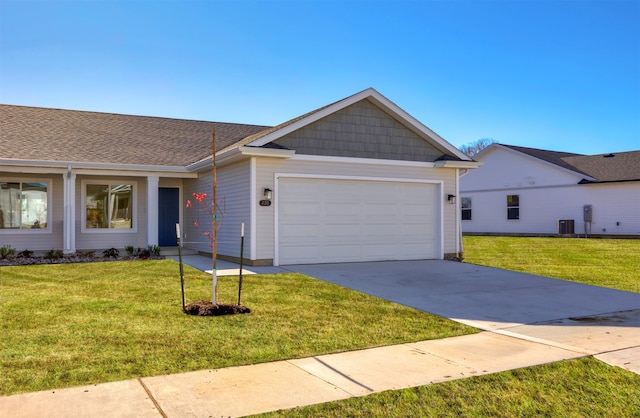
left=272, top=100, right=443, bottom=162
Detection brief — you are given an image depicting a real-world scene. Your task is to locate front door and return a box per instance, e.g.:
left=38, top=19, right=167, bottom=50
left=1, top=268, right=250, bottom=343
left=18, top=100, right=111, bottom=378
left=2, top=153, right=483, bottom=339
left=158, top=188, right=179, bottom=246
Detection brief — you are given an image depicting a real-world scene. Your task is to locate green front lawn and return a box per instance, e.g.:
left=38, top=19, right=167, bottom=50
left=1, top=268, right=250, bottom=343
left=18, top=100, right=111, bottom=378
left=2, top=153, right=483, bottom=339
left=0, top=260, right=475, bottom=395
left=463, top=236, right=640, bottom=293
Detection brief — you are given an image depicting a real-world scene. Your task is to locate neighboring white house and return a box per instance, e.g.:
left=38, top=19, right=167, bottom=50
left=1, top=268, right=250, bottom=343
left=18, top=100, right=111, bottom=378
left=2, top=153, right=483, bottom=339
left=460, top=143, right=640, bottom=238
left=1, top=88, right=480, bottom=265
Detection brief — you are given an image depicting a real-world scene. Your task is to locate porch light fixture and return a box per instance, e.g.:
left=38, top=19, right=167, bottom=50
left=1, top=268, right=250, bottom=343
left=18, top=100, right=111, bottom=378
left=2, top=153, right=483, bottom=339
left=259, top=188, right=273, bottom=207
left=447, top=194, right=456, bottom=204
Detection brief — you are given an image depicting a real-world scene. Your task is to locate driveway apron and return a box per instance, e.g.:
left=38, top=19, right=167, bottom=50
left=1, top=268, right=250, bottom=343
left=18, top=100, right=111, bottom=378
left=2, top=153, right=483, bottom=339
left=287, top=260, right=640, bottom=359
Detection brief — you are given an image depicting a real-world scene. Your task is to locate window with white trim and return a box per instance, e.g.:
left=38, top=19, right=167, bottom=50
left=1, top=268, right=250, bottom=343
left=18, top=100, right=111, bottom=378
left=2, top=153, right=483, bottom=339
left=461, top=197, right=472, bottom=220
left=85, top=183, right=135, bottom=230
left=507, top=194, right=520, bottom=220
left=0, top=181, right=49, bottom=230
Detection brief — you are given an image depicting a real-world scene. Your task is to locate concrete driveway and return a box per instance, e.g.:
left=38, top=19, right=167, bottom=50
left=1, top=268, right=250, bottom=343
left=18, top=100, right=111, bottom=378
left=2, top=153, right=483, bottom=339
left=287, top=260, right=640, bottom=368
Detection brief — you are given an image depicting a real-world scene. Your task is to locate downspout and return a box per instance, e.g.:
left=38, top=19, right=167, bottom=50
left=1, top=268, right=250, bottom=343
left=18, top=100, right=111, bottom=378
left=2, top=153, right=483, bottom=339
left=63, top=165, right=76, bottom=254
left=457, top=168, right=470, bottom=257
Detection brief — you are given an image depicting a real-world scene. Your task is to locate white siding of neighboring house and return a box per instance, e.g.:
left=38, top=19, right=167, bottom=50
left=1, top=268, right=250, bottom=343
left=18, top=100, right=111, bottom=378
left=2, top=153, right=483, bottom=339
left=0, top=172, right=64, bottom=251
left=184, top=160, right=252, bottom=259
left=253, top=155, right=458, bottom=263
left=460, top=147, right=640, bottom=236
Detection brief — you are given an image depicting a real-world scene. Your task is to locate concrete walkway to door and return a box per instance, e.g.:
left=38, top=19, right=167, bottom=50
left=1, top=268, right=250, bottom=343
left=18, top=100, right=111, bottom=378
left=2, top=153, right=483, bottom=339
left=288, top=260, right=640, bottom=371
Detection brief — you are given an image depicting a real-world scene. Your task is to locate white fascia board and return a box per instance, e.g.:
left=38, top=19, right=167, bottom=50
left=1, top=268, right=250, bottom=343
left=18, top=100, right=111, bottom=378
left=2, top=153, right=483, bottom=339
left=186, top=147, right=295, bottom=173
left=245, top=88, right=471, bottom=161
left=433, top=160, right=483, bottom=169
left=488, top=144, right=597, bottom=182
left=0, top=159, right=197, bottom=177
left=238, top=146, right=296, bottom=159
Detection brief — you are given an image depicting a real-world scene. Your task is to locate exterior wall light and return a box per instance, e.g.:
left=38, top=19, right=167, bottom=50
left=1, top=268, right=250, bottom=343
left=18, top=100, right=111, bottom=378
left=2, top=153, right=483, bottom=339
left=260, top=188, right=273, bottom=207
left=447, top=194, right=456, bottom=204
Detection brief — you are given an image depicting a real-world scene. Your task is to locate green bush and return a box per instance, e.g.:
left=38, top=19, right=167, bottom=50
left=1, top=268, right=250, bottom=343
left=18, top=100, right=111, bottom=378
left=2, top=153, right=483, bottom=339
left=0, top=245, right=16, bottom=259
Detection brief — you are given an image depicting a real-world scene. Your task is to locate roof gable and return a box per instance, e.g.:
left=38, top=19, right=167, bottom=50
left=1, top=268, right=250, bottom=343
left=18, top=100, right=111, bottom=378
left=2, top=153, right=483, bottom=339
left=269, top=99, right=445, bottom=162
left=479, top=144, right=640, bottom=183
left=236, top=88, right=471, bottom=162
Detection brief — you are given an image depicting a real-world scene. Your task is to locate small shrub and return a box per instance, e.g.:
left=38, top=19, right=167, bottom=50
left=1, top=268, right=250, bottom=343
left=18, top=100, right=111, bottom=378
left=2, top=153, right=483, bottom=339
left=17, top=249, right=34, bottom=258
left=125, top=245, right=135, bottom=255
left=103, top=248, right=120, bottom=258
left=0, top=245, right=16, bottom=259
left=148, top=245, right=161, bottom=257
left=45, top=249, right=63, bottom=260
left=75, top=250, right=95, bottom=258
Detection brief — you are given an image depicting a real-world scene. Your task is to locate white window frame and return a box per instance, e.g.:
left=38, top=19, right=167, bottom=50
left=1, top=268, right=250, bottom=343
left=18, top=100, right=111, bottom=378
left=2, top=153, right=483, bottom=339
left=81, top=180, right=138, bottom=233
left=0, top=178, right=52, bottom=234
left=507, top=194, right=520, bottom=220
left=461, top=196, right=472, bottom=221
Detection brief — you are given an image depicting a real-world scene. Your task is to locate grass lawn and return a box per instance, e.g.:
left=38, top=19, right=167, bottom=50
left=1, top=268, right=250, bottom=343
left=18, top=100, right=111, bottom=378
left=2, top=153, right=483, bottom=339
left=0, top=260, right=475, bottom=396
left=463, top=236, right=640, bottom=293
left=253, top=237, right=640, bottom=417
left=257, top=357, right=640, bottom=417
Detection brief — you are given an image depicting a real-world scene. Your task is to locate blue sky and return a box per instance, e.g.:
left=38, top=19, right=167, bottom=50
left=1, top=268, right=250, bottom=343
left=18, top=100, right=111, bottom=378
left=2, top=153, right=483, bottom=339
left=1, top=0, right=638, bottom=154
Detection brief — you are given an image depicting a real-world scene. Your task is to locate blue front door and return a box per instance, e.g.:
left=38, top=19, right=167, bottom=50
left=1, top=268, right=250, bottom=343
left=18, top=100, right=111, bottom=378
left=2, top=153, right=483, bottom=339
left=158, top=188, right=179, bottom=246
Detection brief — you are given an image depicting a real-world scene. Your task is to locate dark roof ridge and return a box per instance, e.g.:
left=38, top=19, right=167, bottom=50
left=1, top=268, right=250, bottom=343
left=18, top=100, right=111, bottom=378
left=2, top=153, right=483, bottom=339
left=500, top=143, right=584, bottom=157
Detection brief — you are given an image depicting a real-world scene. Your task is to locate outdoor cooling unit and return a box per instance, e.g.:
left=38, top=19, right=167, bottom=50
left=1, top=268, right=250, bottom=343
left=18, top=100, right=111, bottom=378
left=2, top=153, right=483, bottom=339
left=558, top=219, right=575, bottom=235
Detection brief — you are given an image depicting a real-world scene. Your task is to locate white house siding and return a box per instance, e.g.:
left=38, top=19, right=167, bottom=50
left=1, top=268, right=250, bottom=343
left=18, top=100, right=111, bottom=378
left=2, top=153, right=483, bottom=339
left=0, top=172, right=63, bottom=251
left=75, top=175, right=148, bottom=251
left=254, top=156, right=457, bottom=263
left=461, top=148, right=584, bottom=191
left=184, top=160, right=252, bottom=259
left=461, top=147, right=640, bottom=236
left=462, top=182, right=639, bottom=236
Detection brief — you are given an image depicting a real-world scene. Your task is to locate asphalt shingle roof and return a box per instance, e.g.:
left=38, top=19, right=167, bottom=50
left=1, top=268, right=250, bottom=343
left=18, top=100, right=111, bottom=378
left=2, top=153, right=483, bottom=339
left=501, top=144, right=640, bottom=183
left=0, top=105, right=271, bottom=166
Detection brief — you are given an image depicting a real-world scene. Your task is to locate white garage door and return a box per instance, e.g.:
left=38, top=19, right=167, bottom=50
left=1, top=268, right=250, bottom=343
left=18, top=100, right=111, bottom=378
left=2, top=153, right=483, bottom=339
left=277, top=177, right=439, bottom=265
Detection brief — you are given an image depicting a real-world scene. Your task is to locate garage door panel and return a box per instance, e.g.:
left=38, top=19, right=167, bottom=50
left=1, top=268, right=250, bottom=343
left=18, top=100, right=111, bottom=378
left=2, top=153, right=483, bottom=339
left=278, top=178, right=439, bottom=265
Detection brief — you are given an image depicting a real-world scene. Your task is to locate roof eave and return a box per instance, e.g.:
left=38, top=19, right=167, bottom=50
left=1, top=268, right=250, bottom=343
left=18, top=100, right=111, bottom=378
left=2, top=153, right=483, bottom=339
left=434, top=160, right=483, bottom=169
left=487, top=144, right=597, bottom=182
left=187, top=147, right=296, bottom=172
left=0, top=158, right=197, bottom=177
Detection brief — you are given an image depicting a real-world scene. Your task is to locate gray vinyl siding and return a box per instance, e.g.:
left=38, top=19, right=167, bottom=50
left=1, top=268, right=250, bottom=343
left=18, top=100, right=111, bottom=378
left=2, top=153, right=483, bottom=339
left=254, top=156, right=458, bottom=261
left=184, top=160, right=251, bottom=259
left=0, top=172, right=63, bottom=251
left=272, top=100, right=444, bottom=162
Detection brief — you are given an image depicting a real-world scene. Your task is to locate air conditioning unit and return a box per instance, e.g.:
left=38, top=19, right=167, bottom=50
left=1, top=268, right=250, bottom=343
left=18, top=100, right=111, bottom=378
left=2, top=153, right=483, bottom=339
left=558, top=219, right=575, bottom=235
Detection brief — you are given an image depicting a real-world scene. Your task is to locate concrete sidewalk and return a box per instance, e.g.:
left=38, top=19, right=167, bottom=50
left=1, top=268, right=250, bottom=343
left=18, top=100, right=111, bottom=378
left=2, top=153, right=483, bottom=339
left=0, top=332, right=587, bottom=418
left=2, top=257, right=638, bottom=417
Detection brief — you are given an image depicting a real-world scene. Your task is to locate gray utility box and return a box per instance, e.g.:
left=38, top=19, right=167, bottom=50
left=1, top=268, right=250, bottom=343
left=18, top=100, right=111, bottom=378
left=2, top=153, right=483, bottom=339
left=558, top=219, right=575, bottom=235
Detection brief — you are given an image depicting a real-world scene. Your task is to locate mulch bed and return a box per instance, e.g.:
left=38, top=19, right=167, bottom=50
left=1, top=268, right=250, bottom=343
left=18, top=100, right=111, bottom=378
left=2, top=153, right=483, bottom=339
left=0, top=255, right=165, bottom=266
left=183, top=300, right=251, bottom=316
